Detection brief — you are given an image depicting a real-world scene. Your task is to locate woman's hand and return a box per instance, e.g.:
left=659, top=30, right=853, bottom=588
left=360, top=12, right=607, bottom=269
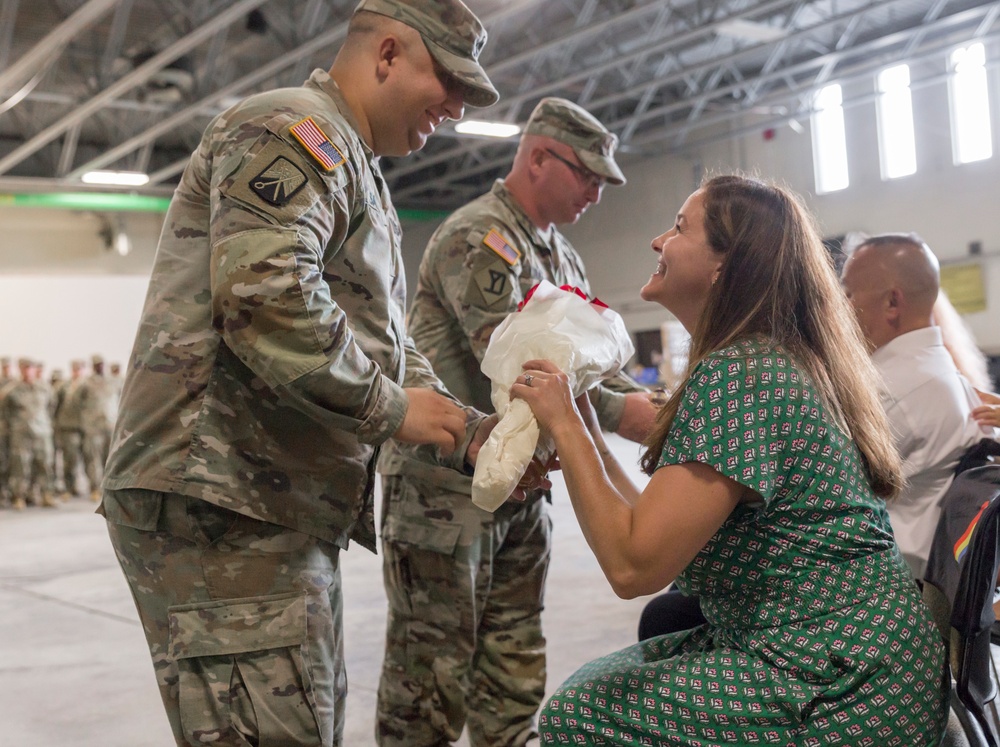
left=972, top=403, right=1000, bottom=430
left=973, top=390, right=1000, bottom=430
left=975, top=389, right=1000, bottom=406
left=510, top=359, right=581, bottom=439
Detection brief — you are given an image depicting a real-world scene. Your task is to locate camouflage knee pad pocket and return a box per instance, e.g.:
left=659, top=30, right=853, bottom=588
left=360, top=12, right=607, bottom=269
left=169, top=591, right=331, bottom=746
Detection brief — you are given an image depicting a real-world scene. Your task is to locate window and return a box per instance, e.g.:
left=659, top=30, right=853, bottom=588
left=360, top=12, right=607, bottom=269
left=949, top=42, right=993, bottom=164
left=812, top=84, right=850, bottom=193
left=876, top=64, right=917, bottom=179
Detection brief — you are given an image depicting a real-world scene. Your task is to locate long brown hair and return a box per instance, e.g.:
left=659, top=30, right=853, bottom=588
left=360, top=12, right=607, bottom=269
left=640, top=175, right=902, bottom=499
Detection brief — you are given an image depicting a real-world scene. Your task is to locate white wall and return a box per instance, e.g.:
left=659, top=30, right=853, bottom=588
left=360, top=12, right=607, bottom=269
left=559, top=57, right=1000, bottom=353
left=0, top=275, right=150, bottom=373
left=0, top=209, right=163, bottom=374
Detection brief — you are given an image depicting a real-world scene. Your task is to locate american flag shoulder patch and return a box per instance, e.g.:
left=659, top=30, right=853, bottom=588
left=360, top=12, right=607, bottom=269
left=289, top=117, right=345, bottom=172
left=482, top=228, right=520, bottom=266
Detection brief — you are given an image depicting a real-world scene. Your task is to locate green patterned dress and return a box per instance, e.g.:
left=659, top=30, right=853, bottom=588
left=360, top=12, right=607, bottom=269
left=539, top=338, right=948, bottom=746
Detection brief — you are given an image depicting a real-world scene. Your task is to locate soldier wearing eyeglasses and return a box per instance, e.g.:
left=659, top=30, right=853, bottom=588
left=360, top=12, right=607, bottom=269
left=377, top=97, right=660, bottom=747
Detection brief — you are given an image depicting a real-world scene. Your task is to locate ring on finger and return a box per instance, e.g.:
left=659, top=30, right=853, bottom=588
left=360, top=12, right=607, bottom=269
left=524, top=374, right=534, bottom=387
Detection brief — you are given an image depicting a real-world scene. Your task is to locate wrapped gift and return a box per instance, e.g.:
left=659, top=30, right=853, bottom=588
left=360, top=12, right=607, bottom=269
left=472, top=280, right=634, bottom=511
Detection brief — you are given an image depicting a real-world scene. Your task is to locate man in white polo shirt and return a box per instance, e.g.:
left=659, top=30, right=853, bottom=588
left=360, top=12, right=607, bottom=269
left=841, top=232, right=992, bottom=577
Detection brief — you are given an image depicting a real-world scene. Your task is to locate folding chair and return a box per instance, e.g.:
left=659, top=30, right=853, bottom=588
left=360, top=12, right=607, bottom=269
left=949, top=466, right=1000, bottom=746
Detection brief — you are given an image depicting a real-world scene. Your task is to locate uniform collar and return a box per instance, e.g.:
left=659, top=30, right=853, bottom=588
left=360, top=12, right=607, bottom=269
left=306, top=68, right=377, bottom=161
left=491, top=179, right=556, bottom=250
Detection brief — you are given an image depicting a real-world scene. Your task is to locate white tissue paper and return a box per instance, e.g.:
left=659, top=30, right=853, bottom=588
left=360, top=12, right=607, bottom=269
left=472, top=280, right=635, bottom=512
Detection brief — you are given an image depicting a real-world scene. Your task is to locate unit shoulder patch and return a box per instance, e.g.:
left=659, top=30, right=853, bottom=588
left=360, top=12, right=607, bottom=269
left=481, top=227, right=521, bottom=266
left=249, top=156, right=308, bottom=206
left=226, top=138, right=322, bottom=224
left=471, top=261, right=514, bottom=310
left=289, top=116, right=346, bottom=172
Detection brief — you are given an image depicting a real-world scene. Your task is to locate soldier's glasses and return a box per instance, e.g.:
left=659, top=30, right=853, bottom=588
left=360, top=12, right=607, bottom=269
left=544, top=148, right=606, bottom=191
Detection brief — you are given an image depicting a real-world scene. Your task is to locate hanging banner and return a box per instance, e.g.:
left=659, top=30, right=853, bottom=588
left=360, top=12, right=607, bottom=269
left=940, top=263, right=987, bottom=314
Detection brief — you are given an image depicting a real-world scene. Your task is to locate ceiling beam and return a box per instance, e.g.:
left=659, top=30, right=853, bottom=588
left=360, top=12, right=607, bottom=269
left=387, top=0, right=803, bottom=183
left=392, top=0, right=992, bottom=201
left=67, top=22, right=351, bottom=178
left=0, top=0, right=21, bottom=73
left=0, top=0, right=272, bottom=177
left=0, top=0, right=123, bottom=95
left=65, top=0, right=541, bottom=180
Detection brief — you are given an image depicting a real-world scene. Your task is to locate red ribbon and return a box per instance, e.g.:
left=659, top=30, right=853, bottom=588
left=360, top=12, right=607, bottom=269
left=516, top=282, right=609, bottom=311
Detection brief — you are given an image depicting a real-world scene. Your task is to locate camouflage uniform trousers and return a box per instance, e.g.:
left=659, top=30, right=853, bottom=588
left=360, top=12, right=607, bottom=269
left=0, top=434, right=8, bottom=504
left=83, top=424, right=112, bottom=491
left=56, top=428, right=84, bottom=494
left=104, top=489, right=347, bottom=747
left=8, top=434, right=53, bottom=503
left=377, top=475, right=551, bottom=747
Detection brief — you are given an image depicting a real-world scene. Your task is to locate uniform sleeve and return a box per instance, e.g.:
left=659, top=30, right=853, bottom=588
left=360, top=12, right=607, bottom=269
left=432, top=222, right=528, bottom=364
left=657, top=355, right=780, bottom=504
left=401, top=333, right=484, bottom=473
left=208, top=114, right=407, bottom=446
left=589, top=369, right=647, bottom=433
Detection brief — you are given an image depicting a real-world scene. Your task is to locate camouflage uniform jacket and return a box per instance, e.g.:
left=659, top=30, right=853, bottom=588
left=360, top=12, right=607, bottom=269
left=54, top=378, right=85, bottom=431
left=4, top=380, right=52, bottom=439
left=102, top=70, right=467, bottom=553
left=77, top=374, right=119, bottom=434
left=380, top=179, right=640, bottom=492
left=0, top=377, right=16, bottom=443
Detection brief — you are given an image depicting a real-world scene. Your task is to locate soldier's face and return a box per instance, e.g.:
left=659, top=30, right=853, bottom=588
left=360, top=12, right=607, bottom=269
left=374, top=35, right=465, bottom=156
left=537, top=144, right=604, bottom=226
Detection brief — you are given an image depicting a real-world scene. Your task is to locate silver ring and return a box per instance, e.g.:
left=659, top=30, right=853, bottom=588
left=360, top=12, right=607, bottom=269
left=523, top=374, right=534, bottom=387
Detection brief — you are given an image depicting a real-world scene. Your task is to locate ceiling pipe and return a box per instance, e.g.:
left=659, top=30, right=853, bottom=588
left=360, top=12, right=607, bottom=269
left=0, top=0, right=272, bottom=177
left=0, top=0, right=122, bottom=96
left=392, top=0, right=987, bottom=200
left=69, top=0, right=542, bottom=180
left=387, top=0, right=801, bottom=183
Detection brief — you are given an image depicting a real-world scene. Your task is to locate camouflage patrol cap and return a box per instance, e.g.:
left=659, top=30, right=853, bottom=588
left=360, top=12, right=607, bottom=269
left=354, top=0, right=499, bottom=108
left=91, top=354, right=104, bottom=366
left=525, top=97, right=626, bottom=186
left=0, top=356, right=9, bottom=365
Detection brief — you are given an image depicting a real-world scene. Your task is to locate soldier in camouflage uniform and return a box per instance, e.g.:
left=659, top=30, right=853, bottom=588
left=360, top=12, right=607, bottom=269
left=48, top=368, right=64, bottom=492
left=5, top=358, right=56, bottom=510
left=99, top=1, right=499, bottom=746
left=54, top=359, right=88, bottom=498
left=0, top=357, right=15, bottom=507
left=376, top=99, right=659, bottom=747
left=108, top=362, right=124, bottom=400
left=78, top=355, right=120, bottom=501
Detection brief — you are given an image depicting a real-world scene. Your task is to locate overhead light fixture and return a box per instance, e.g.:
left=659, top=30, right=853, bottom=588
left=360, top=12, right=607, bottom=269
left=115, top=228, right=132, bottom=257
left=81, top=170, right=150, bottom=186
left=454, top=121, right=522, bottom=138
left=716, top=19, right=787, bottom=43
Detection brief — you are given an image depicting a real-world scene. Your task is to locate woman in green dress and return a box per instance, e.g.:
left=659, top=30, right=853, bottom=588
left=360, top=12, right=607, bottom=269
left=512, top=175, right=948, bottom=745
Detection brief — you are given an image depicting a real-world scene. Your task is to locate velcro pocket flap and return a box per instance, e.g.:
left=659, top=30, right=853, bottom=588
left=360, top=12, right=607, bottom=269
left=169, top=591, right=307, bottom=660
left=384, top=517, right=462, bottom=555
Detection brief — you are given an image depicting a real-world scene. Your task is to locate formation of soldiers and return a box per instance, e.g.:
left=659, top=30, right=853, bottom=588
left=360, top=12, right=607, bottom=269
left=0, top=355, right=123, bottom=510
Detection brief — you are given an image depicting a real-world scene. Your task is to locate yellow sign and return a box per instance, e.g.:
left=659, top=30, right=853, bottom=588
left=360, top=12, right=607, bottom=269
left=940, top=263, right=987, bottom=314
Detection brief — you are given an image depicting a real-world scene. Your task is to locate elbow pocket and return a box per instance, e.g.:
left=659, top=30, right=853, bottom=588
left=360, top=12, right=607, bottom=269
left=213, top=228, right=331, bottom=387
left=169, top=592, right=328, bottom=746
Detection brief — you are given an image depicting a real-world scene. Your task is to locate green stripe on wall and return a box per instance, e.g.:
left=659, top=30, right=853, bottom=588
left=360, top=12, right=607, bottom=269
left=0, top=193, right=451, bottom=221
left=0, top=192, right=172, bottom=212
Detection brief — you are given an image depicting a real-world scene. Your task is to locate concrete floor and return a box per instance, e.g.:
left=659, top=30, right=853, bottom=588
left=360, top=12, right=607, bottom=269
left=0, top=435, right=653, bottom=746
